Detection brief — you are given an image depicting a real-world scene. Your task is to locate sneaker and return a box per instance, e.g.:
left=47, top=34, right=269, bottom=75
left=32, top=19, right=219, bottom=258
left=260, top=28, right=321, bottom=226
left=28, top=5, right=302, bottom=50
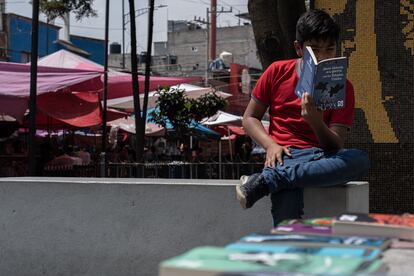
left=236, top=173, right=269, bottom=209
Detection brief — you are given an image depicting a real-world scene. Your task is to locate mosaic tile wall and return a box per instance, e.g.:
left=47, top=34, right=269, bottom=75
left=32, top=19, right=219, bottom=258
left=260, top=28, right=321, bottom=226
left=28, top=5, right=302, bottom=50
left=314, top=0, right=414, bottom=213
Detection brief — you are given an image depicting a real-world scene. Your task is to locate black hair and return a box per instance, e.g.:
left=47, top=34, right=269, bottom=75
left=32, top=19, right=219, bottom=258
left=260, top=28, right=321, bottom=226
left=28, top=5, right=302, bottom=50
left=296, top=9, right=340, bottom=45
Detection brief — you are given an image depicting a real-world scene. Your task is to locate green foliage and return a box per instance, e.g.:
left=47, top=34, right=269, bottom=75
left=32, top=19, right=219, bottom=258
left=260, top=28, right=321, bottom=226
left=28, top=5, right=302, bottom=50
left=39, top=0, right=97, bottom=21
left=189, top=93, right=228, bottom=121
left=150, top=86, right=228, bottom=136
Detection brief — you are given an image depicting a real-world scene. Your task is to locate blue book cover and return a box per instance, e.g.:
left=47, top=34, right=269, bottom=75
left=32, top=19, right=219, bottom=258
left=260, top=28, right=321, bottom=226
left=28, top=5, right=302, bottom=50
left=239, top=233, right=391, bottom=250
left=295, top=46, right=348, bottom=110
left=226, top=242, right=381, bottom=261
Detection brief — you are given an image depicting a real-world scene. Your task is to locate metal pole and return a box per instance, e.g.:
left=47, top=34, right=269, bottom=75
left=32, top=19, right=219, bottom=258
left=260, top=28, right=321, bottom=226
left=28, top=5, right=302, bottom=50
left=122, top=0, right=125, bottom=69
left=209, top=0, right=216, bottom=61
left=100, top=0, right=110, bottom=177
left=218, top=140, right=222, bottom=179
left=28, top=0, right=40, bottom=176
left=45, top=18, right=49, bottom=55
left=205, top=7, right=209, bottom=86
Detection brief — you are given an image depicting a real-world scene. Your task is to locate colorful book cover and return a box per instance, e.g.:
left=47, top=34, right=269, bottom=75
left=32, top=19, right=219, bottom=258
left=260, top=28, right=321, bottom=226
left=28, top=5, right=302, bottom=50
left=295, top=46, right=347, bottom=110
left=333, top=213, right=414, bottom=240
left=271, top=218, right=333, bottom=236
left=159, top=246, right=385, bottom=276
left=239, top=233, right=391, bottom=250
left=226, top=242, right=381, bottom=260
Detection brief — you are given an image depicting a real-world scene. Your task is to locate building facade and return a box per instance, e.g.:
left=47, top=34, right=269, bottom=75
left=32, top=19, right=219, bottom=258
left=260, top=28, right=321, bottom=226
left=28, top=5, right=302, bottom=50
left=109, top=23, right=261, bottom=76
left=0, top=13, right=104, bottom=64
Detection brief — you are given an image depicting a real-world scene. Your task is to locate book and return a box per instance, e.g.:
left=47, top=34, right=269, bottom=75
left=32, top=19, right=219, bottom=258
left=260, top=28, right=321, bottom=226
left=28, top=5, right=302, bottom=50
left=238, top=233, right=391, bottom=250
left=295, top=46, right=348, bottom=110
left=226, top=242, right=382, bottom=260
left=271, top=218, right=333, bottom=236
left=159, top=246, right=386, bottom=276
left=333, top=213, right=414, bottom=240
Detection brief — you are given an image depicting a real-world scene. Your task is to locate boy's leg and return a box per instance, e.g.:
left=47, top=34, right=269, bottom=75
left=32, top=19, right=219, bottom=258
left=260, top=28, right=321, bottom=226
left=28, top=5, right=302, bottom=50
left=270, top=188, right=304, bottom=226
left=236, top=147, right=369, bottom=209
left=236, top=173, right=269, bottom=209
left=263, top=148, right=370, bottom=192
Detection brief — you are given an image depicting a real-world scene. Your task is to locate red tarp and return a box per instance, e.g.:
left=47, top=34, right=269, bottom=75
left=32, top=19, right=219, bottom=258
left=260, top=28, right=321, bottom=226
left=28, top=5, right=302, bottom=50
left=26, top=92, right=126, bottom=129
left=212, top=125, right=246, bottom=136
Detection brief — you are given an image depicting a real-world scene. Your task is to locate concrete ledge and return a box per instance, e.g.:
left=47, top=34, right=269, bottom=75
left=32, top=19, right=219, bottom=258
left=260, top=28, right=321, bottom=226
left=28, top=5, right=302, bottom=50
left=0, top=177, right=368, bottom=276
left=304, top=181, right=369, bottom=218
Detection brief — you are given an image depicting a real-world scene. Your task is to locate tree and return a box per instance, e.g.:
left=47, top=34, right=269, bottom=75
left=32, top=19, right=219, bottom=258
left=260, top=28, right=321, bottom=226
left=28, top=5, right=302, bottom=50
left=248, top=0, right=306, bottom=69
left=127, top=0, right=144, bottom=163
left=150, top=87, right=227, bottom=137
left=39, top=0, right=96, bottom=20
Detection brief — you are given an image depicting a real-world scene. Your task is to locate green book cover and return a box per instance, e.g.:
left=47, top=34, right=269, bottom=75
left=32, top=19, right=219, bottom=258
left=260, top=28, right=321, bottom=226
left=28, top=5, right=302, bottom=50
left=159, top=246, right=385, bottom=276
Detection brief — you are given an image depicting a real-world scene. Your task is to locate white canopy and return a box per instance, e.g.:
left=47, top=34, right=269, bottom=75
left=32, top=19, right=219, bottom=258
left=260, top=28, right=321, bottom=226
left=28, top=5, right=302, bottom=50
left=201, top=110, right=243, bottom=126
left=108, top=117, right=165, bottom=136
left=107, top=84, right=232, bottom=111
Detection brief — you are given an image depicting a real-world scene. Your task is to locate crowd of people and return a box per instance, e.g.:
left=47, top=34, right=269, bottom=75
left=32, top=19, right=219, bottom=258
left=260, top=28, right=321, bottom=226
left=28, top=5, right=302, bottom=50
left=0, top=132, right=266, bottom=177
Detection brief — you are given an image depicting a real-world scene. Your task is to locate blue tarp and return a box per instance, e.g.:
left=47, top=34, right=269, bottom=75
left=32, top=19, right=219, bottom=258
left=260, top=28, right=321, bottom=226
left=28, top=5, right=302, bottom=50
left=141, top=108, right=221, bottom=140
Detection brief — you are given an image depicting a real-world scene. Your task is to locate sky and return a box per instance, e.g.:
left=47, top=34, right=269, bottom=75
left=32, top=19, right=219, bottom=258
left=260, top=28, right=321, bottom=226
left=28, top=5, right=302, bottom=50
left=4, top=0, right=249, bottom=52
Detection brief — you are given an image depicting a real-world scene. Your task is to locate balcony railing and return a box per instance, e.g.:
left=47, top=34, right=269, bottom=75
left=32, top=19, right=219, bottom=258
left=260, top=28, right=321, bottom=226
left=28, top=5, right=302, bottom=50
left=43, top=161, right=264, bottom=179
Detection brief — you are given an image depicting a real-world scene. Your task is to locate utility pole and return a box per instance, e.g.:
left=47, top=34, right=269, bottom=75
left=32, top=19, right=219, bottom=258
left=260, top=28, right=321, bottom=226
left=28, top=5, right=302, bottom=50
left=122, top=0, right=125, bottom=69
left=209, top=0, right=216, bottom=62
left=208, top=2, right=232, bottom=62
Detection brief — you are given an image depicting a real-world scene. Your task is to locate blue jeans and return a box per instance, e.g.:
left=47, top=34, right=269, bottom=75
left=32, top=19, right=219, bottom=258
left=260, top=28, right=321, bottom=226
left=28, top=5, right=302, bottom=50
left=259, top=147, right=370, bottom=226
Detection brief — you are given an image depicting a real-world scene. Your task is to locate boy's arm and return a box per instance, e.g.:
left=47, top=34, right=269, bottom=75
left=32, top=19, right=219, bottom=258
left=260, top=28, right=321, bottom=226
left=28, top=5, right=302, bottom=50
left=243, top=99, right=291, bottom=167
left=301, top=93, right=346, bottom=149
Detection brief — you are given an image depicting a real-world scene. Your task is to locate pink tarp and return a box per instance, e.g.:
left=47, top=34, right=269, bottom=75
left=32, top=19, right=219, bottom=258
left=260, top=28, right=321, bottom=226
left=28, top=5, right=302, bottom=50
left=37, top=50, right=201, bottom=99
left=0, top=61, right=102, bottom=97
left=0, top=61, right=102, bottom=121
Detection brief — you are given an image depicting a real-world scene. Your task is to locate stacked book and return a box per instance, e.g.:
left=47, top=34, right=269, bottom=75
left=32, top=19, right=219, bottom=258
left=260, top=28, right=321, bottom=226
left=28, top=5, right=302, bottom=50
left=159, top=213, right=414, bottom=275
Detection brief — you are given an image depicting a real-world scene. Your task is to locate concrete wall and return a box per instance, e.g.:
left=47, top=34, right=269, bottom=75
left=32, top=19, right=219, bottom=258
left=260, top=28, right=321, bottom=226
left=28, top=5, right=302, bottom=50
left=109, top=25, right=261, bottom=75
left=168, top=25, right=261, bottom=75
left=0, top=177, right=368, bottom=276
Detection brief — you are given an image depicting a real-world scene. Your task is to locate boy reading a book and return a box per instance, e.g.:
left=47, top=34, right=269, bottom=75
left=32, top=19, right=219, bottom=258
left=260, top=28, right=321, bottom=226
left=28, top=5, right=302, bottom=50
left=236, top=9, right=370, bottom=226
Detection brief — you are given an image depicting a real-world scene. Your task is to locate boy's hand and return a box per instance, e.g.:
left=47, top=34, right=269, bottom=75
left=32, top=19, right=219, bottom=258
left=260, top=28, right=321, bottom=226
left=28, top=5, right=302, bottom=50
left=301, top=92, right=324, bottom=127
left=265, top=142, right=291, bottom=168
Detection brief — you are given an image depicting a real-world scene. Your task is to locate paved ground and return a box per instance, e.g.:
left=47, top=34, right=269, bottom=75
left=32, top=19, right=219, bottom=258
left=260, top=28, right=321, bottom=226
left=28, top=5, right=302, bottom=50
left=383, top=249, right=414, bottom=274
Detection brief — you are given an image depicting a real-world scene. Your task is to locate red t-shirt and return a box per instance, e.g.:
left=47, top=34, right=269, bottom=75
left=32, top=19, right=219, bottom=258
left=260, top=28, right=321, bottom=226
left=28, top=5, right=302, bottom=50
left=252, top=59, right=355, bottom=149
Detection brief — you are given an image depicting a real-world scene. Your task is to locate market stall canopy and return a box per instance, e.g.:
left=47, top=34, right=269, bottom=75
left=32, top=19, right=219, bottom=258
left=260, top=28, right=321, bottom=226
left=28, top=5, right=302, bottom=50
left=107, top=84, right=232, bottom=111
left=37, top=49, right=125, bottom=76
left=108, top=117, right=165, bottom=137
left=201, top=110, right=243, bottom=126
left=0, top=61, right=102, bottom=121
left=37, top=50, right=201, bottom=99
left=25, top=92, right=127, bottom=129
left=212, top=125, right=245, bottom=137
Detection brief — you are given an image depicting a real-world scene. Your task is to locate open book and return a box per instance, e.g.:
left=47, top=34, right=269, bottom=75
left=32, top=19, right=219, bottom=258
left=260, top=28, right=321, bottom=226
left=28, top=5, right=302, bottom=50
left=295, top=46, right=348, bottom=110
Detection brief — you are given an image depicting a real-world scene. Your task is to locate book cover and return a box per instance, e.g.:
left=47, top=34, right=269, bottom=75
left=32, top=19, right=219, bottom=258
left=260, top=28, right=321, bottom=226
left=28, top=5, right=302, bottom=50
left=295, top=46, right=347, bottom=110
left=239, top=233, right=391, bottom=250
left=159, top=246, right=385, bottom=276
left=333, top=213, right=414, bottom=240
left=271, top=218, right=333, bottom=236
left=226, top=242, right=381, bottom=260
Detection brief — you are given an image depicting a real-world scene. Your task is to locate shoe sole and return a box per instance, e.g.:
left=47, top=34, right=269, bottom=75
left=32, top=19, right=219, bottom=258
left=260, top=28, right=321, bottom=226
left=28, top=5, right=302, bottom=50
left=236, top=176, right=248, bottom=209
